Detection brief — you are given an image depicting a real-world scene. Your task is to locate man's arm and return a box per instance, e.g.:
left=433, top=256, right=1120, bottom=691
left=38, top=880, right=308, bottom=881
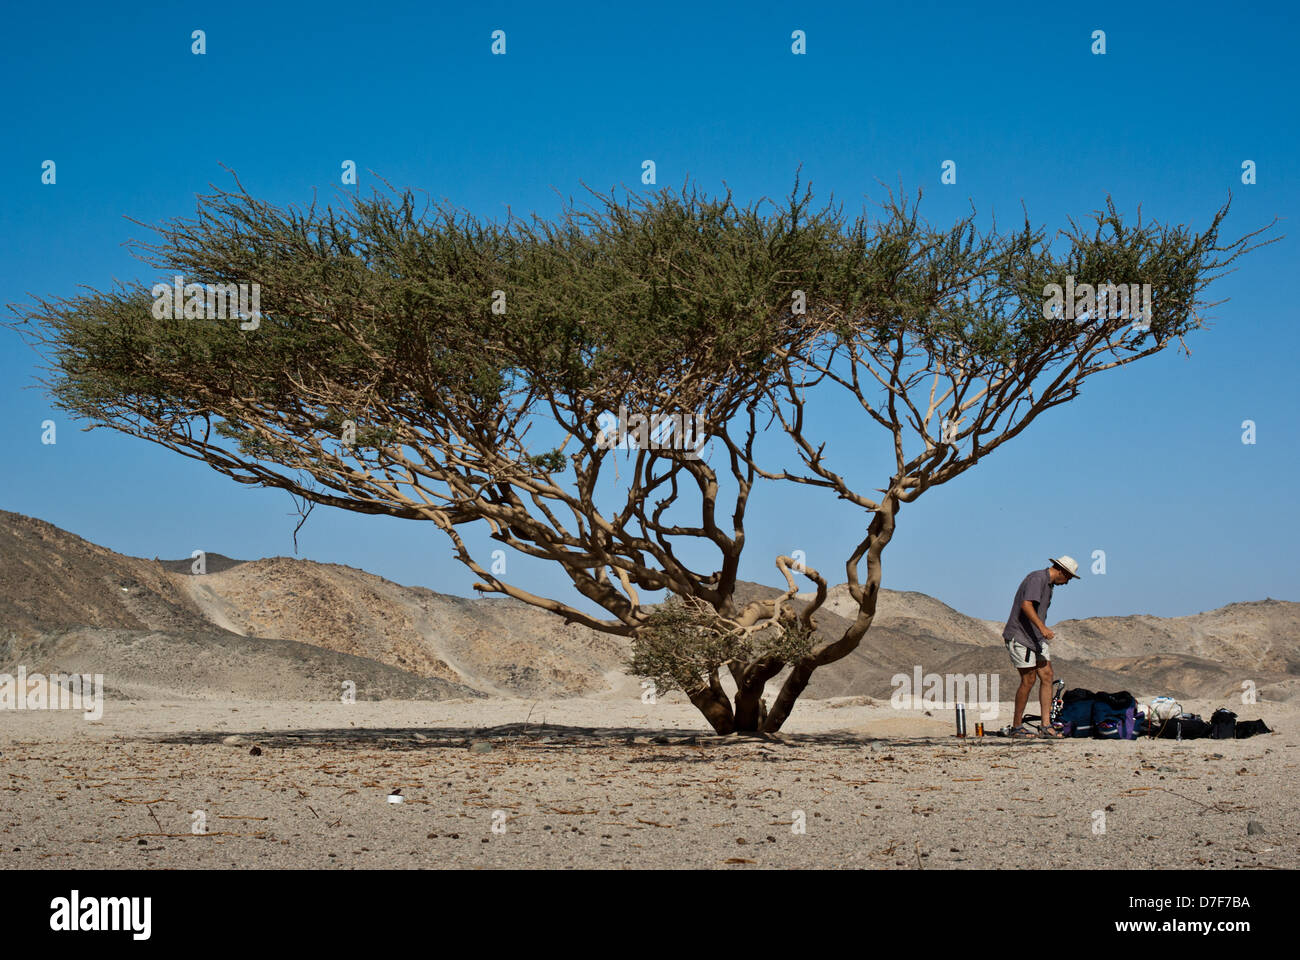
left=1020, top=600, right=1055, bottom=641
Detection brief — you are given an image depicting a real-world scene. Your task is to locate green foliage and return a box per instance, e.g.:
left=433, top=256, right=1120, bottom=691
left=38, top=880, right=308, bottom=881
left=14, top=175, right=1260, bottom=491
left=526, top=449, right=567, bottom=474
left=15, top=174, right=876, bottom=481
left=627, top=597, right=815, bottom=696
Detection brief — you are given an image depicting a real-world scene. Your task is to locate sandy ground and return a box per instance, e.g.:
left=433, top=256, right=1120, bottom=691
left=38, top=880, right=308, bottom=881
left=1, top=695, right=1294, bottom=869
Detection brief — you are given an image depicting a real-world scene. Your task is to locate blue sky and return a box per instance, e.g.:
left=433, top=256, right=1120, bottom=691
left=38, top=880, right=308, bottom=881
left=1, top=0, right=1296, bottom=623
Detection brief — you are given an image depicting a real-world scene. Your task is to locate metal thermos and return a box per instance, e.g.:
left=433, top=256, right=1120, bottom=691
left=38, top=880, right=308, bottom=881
left=955, top=703, right=967, bottom=737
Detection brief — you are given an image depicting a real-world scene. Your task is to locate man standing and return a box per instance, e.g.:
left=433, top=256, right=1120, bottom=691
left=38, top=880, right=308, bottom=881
left=1003, top=556, right=1081, bottom=737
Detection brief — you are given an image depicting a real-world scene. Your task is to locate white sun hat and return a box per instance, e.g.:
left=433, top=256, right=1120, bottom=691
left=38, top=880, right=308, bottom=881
left=1049, top=555, right=1082, bottom=579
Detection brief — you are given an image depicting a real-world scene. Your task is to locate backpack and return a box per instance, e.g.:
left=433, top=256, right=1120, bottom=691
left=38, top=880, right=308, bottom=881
left=1149, top=697, right=1182, bottom=721
left=1092, top=692, right=1138, bottom=739
left=1058, top=697, right=1095, bottom=737
left=1210, top=709, right=1237, bottom=740
left=1057, top=689, right=1137, bottom=739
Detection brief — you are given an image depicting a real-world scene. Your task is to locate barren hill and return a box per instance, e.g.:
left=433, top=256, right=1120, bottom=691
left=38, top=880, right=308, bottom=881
left=1, top=627, right=473, bottom=702
left=1, top=510, right=1296, bottom=704
left=0, top=510, right=626, bottom=700
left=173, top=555, right=630, bottom=697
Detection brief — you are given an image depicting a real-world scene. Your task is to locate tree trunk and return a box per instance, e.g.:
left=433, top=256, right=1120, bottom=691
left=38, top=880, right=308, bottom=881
left=759, top=498, right=899, bottom=733
left=687, top=674, right=736, bottom=734
left=732, top=660, right=784, bottom=732
left=761, top=661, right=815, bottom=732
left=733, top=683, right=764, bottom=732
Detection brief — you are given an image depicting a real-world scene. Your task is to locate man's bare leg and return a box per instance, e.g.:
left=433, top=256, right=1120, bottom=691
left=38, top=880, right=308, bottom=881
left=1036, top=660, right=1055, bottom=729
left=1013, top=666, right=1037, bottom=727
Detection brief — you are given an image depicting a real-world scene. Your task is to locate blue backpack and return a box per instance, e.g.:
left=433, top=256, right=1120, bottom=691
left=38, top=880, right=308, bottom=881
left=1057, top=697, right=1095, bottom=737
left=1057, top=689, right=1138, bottom=739
left=1092, top=696, right=1138, bottom=739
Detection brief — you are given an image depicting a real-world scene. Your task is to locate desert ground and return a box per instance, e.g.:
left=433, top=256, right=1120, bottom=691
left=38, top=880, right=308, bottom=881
left=2, top=694, right=1292, bottom=869
left=2, top=511, right=1294, bottom=869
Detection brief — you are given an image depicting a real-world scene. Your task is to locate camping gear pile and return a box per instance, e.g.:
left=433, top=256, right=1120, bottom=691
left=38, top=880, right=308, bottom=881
left=1051, top=688, right=1272, bottom=740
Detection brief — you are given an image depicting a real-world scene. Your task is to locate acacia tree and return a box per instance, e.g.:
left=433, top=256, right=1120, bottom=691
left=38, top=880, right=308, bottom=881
left=9, top=177, right=1272, bottom=733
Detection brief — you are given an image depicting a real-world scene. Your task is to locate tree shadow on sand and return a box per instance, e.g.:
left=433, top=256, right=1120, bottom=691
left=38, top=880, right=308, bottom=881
left=153, top=722, right=1052, bottom=753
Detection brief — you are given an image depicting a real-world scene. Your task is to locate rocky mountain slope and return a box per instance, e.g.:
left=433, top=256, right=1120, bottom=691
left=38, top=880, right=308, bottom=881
left=1, top=511, right=1295, bottom=703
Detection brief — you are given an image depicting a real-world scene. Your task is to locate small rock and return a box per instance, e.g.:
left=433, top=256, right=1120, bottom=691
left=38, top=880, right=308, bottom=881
left=249, top=746, right=262, bottom=756
left=469, top=741, right=493, bottom=754
left=1247, top=821, right=1266, bottom=836
left=221, top=735, right=246, bottom=746
left=651, top=735, right=670, bottom=744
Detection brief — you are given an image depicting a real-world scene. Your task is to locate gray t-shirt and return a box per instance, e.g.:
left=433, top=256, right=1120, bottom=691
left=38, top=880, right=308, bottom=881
left=1003, top=568, right=1053, bottom=652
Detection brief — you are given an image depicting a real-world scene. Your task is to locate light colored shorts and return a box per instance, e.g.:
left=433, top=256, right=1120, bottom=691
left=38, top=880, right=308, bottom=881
left=1006, top=638, right=1050, bottom=669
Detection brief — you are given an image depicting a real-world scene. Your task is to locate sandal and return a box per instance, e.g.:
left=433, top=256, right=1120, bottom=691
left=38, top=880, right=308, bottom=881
left=1010, top=725, right=1037, bottom=738
left=1037, top=724, right=1065, bottom=739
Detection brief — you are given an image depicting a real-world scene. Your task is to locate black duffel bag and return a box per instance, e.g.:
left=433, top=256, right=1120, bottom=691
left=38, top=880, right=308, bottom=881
left=1151, top=714, right=1211, bottom=739
left=1235, top=719, right=1272, bottom=738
